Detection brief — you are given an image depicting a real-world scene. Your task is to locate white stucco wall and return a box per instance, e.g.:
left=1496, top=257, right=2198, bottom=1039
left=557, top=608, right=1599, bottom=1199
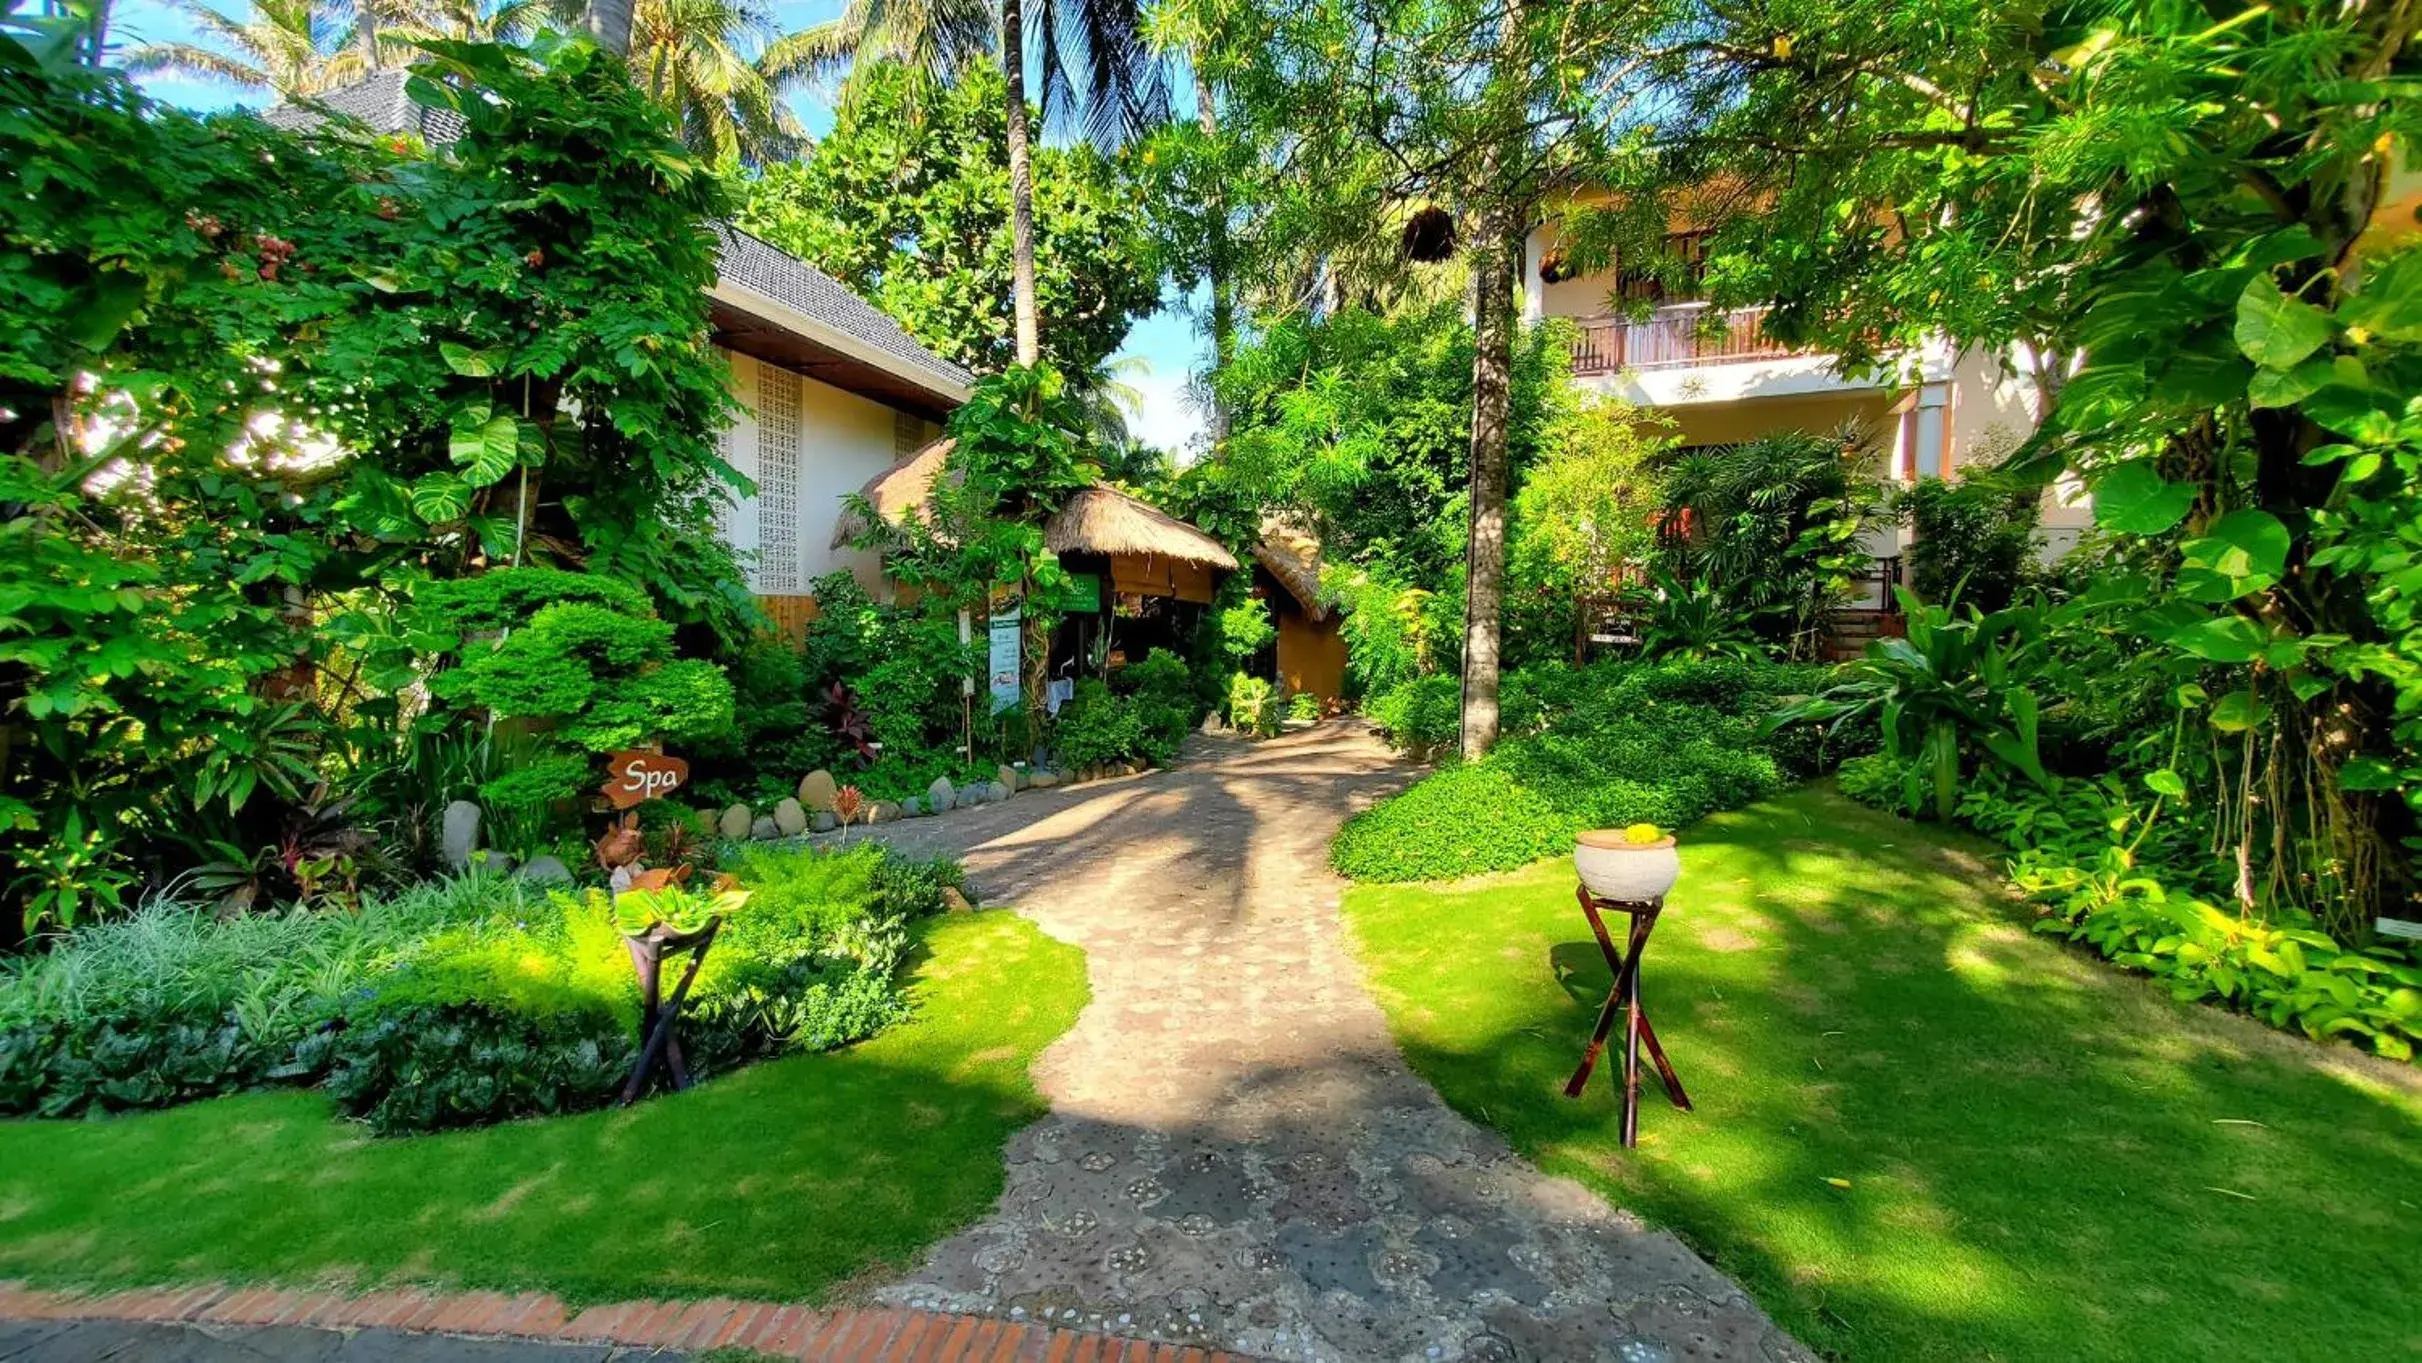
left=712, top=348, right=915, bottom=597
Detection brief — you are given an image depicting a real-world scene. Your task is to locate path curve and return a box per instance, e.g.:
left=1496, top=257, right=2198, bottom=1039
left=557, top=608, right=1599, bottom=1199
left=850, top=722, right=1805, bottom=1363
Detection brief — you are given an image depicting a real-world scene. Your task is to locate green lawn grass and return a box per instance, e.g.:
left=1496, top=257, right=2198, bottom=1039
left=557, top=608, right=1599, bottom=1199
left=0, top=910, right=1085, bottom=1306
left=1343, top=785, right=2422, bottom=1362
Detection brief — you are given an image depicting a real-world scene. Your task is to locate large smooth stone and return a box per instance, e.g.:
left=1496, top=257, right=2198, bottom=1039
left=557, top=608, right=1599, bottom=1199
left=517, top=855, right=572, bottom=885
left=812, top=811, right=837, bottom=833
left=988, top=781, right=1012, bottom=803
left=441, top=800, right=482, bottom=870
left=997, top=764, right=1022, bottom=793
left=869, top=800, right=900, bottom=823
left=750, top=815, right=780, bottom=840
left=927, top=777, right=956, bottom=812
left=773, top=797, right=809, bottom=836
left=797, top=770, right=838, bottom=812
left=1030, top=770, right=1060, bottom=789
left=718, top=804, right=753, bottom=840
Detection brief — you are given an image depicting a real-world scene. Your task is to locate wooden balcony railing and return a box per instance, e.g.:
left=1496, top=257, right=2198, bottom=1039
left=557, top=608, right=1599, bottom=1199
left=1568, top=304, right=1806, bottom=375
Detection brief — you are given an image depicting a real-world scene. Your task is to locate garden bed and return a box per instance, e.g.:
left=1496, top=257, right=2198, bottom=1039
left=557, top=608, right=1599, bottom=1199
left=0, top=910, right=1085, bottom=1305
left=0, top=843, right=968, bottom=1132
left=1343, top=785, right=2422, bottom=1361
left=1336, top=657, right=1870, bottom=882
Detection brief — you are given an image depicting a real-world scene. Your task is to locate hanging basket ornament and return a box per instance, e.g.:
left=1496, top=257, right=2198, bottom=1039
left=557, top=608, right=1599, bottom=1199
left=1401, top=205, right=1458, bottom=264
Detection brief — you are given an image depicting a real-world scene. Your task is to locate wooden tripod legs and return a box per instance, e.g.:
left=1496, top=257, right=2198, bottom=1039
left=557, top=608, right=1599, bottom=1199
left=1563, top=884, right=1692, bottom=1147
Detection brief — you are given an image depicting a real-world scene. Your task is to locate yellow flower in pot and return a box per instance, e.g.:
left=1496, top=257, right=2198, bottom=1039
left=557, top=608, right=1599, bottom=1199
left=1574, top=823, right=1680, bottom=901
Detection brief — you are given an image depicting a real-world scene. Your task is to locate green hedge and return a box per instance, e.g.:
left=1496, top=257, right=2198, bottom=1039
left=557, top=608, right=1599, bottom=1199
left=1335, top=657, right=1867, bottom=882
left=0, top=844, right=962, bottom=1132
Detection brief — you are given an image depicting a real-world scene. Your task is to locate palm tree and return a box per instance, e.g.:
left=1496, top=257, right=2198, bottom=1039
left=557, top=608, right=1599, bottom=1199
left=790, top=0, right=1164, bottom=366
left=124, top=0, right=368, bottom=97
left=384, top=0, right=545, bottom=47
left=624, top=0, right=813, bottom=163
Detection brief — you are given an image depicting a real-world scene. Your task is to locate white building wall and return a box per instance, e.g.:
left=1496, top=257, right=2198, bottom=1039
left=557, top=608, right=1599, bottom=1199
left=713, top=347, right=910, bottom=597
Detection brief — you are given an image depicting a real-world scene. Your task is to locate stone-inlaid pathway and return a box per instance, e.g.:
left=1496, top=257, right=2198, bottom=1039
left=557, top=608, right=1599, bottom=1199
left=851, top=722, right=1807, bottom=1363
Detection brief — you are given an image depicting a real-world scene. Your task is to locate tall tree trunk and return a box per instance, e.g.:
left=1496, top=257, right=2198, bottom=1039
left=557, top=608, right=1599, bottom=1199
left=1195, top=61, right=1233, bottom=439
left=1002, top=0, right=1042, bottom=368
left=583, top=0, right=635, bottom=57
left=1459, top=215, right=1517, bottom=759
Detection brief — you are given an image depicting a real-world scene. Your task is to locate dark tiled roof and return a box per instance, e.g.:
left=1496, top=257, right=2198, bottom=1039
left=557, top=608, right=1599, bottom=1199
left=712, top=225, right=973, bottom=394
left=262, top=69, right=467, bottom=143
left=261, top=77, right=971, bottom=400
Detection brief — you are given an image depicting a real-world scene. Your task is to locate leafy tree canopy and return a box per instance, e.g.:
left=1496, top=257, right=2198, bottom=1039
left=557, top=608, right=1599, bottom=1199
left=1208, top=301, right=1561, bottom=586
left=730, top=60, right=1162, bottom=377
left=1614, top=0, right=2422, bottom=929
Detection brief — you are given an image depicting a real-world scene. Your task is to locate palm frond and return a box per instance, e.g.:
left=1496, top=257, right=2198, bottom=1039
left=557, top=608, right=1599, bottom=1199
left=122, top=38, right=270, bottom=86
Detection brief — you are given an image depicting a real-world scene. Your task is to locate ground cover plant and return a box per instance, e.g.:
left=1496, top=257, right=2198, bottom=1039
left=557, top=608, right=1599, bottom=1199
left=1336, top=657, right=1864, bottom=881
left=1343, top=786, right=2422, bottom=1361
left=0, top=910, right=1085, bottom=1305
left=0, top=842, right=966, bottom=1130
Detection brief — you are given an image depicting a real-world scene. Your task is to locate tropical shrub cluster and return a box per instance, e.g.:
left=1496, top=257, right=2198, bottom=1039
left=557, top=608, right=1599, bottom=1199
left=1896, top=475, right=2041, bottom=613
left=0, top=842, right=960, bottom=1130
left=0, top=31, right=753, bottom=936
left=1336, top=657, right=1859, bottom=881
left=1648, top=430, right=1889, bottom=661
left=1053, top=650, right=1198, bottom=770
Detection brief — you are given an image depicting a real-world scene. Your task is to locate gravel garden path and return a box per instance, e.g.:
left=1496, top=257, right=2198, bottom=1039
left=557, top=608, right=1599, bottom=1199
left=847, top=721, right=1807, bottom=1363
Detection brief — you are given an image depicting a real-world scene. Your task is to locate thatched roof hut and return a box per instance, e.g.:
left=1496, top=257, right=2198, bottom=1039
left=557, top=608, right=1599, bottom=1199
left=828, top=440, right=1237, bottom=604
left=830, top=437, right=955, bottom=547
left=1045, top=487, right=1239, bottom=571
left=1248, top=516, right=1349, bottom=701
left=1046, top=486, right=1237, bottom=606
left=1253, top=516, right=1328, bottom=621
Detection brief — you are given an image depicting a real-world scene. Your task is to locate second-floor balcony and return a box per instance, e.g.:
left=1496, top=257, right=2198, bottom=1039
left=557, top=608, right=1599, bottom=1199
left=1568, top=304, right=1805, bottom=375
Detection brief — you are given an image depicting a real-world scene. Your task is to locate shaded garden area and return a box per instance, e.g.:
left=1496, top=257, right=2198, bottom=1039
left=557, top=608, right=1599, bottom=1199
left=1345, top=786, right=2422, bottom=1361
left=0, top=910, right=1084, bottom=1304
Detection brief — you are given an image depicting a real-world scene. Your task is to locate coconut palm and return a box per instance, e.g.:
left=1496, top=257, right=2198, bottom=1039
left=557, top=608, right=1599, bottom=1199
left=623, top=0, right=814, bottom=163
left=124, top=0, right=367, bottom=97
left=787, top=0, right=1166, bottom=366
left=383, top=0, right=546, bottom=47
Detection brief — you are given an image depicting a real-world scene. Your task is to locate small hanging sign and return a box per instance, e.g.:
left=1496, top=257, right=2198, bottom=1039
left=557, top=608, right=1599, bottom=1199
left=602, top=750, right=690, bottom=809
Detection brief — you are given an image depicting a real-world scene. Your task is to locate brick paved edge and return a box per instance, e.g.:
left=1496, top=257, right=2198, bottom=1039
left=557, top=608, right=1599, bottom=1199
left=0, top=1281, right=1250, bottom=1363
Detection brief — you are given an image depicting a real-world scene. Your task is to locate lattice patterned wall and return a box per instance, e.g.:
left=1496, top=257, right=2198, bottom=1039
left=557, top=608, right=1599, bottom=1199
left=754, top=361, right=803, bottom=593
left=713, top=353, right=761, bottom=572
left=894, top=408, right=933, bottom=459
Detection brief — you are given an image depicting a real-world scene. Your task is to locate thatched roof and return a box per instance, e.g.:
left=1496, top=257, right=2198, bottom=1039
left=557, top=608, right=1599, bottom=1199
left=1044, top=487, right=1239, bottom=570
left=831, top=443, right=1235, bottom=572
left=830, top=437, right=955, bottom=547
left=1254, top=516, right=1331, bottom=620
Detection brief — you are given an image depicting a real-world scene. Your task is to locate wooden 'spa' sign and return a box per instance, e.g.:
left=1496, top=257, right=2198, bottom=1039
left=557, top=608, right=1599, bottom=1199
left=602, top=750, right=689, bottom=809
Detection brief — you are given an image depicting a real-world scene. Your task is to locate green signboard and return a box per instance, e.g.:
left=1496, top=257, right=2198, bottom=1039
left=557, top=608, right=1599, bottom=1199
left=1056, top=572, right=1102, bottom=614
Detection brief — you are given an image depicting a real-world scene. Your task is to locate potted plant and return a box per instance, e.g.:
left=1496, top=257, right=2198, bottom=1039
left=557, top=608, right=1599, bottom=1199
left=613, top=878, right=750, bottom=941
left=1574, top=823, right=1680, bottom=902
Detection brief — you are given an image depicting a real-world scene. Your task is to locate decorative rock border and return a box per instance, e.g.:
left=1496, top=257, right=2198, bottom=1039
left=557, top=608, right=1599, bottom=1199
left=0, top=1281, right=1257, bottom=1362
left=706, top=759, right=1163, bottom=844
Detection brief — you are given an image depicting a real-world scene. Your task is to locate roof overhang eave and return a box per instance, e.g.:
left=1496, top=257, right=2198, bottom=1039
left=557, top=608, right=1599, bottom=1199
left=708, top=278, right=975, bottom=409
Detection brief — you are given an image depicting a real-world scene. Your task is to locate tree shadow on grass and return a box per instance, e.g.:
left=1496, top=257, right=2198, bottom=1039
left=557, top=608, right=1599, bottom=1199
left=1350, top=785, right=2422, bottom=1362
